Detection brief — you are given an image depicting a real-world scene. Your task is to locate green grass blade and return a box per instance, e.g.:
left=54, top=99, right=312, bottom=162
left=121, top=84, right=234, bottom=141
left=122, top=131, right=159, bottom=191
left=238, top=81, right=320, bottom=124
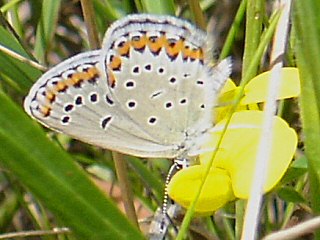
left=220, top=0, right=247, bottom=60
left=294, top=0, right=320, bottom=225
left=34, top=0, right=61, bottom=63
left=127, top=156, right=164, bottom=202
left=140, top=0, right=175, bottom=15
left=242, top=0, right=263, bottom=79
left=0, top=26, right=41, bottom=92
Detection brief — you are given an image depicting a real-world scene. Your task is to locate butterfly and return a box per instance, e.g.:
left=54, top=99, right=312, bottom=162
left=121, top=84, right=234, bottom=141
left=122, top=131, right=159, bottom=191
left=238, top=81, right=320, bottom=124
left=24, top=14, right=231, bottom=161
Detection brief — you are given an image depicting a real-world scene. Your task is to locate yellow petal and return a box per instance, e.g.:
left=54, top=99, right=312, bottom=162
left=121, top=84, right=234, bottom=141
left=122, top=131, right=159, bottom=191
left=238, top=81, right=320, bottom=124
left=215, top=79, right=239, bottom=122
left=201, top=111, right=297, bottom=198
left=167, top=166, right=234, bottom=213
left=220, top=78, right=237, bottom=94
left=241, top=68, right=300, bottom=105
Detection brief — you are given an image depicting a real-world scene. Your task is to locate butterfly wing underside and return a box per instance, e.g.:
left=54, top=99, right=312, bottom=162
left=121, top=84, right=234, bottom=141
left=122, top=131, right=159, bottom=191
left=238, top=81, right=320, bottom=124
left=24, top=14, right=231, bottom=158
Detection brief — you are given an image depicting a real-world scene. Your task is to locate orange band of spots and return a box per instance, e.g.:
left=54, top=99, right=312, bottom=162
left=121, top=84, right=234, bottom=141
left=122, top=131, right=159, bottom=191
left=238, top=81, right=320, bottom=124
left=39, top=66, right=99, bottom=117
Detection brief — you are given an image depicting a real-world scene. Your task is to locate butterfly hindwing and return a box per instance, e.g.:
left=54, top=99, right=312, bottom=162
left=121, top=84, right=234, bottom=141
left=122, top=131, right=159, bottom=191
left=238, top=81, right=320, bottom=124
left=24, top=50, right=178, bottom=157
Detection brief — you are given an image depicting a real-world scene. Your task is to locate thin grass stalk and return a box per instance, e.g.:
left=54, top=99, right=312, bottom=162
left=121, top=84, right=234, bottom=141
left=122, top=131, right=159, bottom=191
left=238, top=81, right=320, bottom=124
left=80, top=0, right=100, bottom=50
left=112, top=152, right=139, bottom=228
left=241, top=0, right=263, bottom=79
left=0, top=228, right=71, bottom=239
left=0, top=44, right=46, bottom=71
left=220, top=0, right=247, bottom=60
left=187, top=0, right=206, bottom=30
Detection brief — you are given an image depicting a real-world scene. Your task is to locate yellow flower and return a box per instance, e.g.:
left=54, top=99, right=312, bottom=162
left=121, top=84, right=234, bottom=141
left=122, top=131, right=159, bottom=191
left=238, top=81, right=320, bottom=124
left=241, top=67, right=300, bottom=104
left=216, top=67, right=300, bottom=121
left=168, top=166, right=235, bottom=213
left=167, top=68, right=300, bottom=214
left=202, top=111, right=298, bottom=198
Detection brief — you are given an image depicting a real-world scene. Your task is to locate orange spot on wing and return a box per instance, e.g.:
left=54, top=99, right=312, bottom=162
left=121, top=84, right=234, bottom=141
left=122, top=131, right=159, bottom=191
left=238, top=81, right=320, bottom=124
left=117, top=41, right=130, bottom=57
left=64, top=77, right=76, bottom=87
left=107, top=69, right=116, bottom=88
left=55, top=81, right=67, bottom=92
left=69, top=72, right=85, bottom=85
left=109, top=56, right=122, bottom=71
left=181, top=45, right=204, bottom=62
left=40, top=105, right=51, bottom=117
left=147, top=35, right=166, bottom=54
left=46, top=90, right=55, bottom=103
left=87, top=67, right=99, bottom=78
left=189, top=48, right=199, bottom=60
left=199, top=48, right=204, bottom=62
left=165, top=39, right=184, bottom=58
left=131, top=35, right=147, bottom=51
left=182, top=46, right=192, bottom=60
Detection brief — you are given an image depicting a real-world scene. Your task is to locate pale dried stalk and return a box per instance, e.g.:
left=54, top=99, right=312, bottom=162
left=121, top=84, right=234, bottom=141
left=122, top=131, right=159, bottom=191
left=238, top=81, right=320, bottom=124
left=0, top=44, right=46, bottom=71
left=0, top=227, right=70, bottom=239
left=263, top=216, right=320, bottom=240
left=241, top=0, right=292, bottom=239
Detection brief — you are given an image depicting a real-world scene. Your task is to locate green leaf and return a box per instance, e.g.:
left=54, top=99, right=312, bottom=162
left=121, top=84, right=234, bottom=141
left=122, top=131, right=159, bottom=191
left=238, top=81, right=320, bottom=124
left=0, top=191, right=19, bottom=231
left=241, top=0, right=263, bottom=79
left=294, top=0, right=320, bottom=217
left=94, top=0, right=132, bottom=21
left=139, top=0, right=175, bottom=15
left=281, top=157, right=308, bottom=184
left=34, top=0, right=61, bottom=63
left=0, top=26, right=41, bottom=92
left=291, top=156, right=308, bottom=169
left=127, top=156, right=164, bottom=202
left=277, top=187, right=306, bottom=204
left=0, top=92, right=143, bottom=240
